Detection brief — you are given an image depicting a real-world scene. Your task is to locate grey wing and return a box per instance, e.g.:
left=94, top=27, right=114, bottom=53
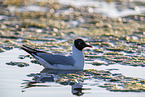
left=37, top=53, right=75, bottom=65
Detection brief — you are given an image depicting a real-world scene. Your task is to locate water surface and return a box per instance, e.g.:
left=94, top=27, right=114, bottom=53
left=0, top=48, right=145, bottom=97
left=58, top=0, right=145, bottom=18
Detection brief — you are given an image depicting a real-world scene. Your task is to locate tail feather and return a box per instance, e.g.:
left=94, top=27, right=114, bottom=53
left=22, top=45, right=46, bottom=53
left=21, top=46, right=37, bottom=55
left=22, top=45, right=38, bottom=52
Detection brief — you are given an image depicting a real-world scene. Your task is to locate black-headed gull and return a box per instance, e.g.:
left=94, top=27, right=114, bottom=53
left=21, top=38, right=92, bottom=70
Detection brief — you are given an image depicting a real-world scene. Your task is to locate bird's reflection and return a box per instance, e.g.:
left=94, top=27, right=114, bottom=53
left=41, top=68, right=81, bottom=75
left=72, top=83, right=84, bottom=96
left=22, top=69, right=90, bottom=96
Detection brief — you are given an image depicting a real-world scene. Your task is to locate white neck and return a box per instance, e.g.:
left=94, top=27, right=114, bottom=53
left=71, top=42, right=84, bottom=70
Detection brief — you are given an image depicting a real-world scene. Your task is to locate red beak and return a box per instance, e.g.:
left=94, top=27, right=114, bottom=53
left=86, top=44, right=93, bottom=48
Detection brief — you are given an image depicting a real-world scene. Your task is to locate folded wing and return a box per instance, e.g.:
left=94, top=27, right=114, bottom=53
left=37, top=53, right=75, bottom=65
left=21, top=45, right=75, bottom=65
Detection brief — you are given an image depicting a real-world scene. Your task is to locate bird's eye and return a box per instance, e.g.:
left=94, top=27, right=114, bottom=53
left=78, top=42, right=83, bottom=45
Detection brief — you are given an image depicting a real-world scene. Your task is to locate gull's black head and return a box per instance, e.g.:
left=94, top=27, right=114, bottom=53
left=74, top=39, right=92, bottom=51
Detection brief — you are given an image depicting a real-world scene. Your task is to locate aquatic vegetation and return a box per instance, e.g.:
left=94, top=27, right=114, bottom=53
left=18, top=55, right=30, bottom=59
left=106, top=47, right=123, bottom=51
left=100, top=81, right=145, bottom=92
left=93, top=48, right=104, bottom=53
left=84, top=69, right=145, bottom=92
left=0, top=47, right=6, bottom=52
left=3, top=0, right=29, bottom=6
left=6, top=61, right=29, bottom=67
left=30, top=60, right=40, bottom=64
left=92, top=61, right=107, bottom=66
left=22, top=69, right=145, bottom=92
left=57, top=73, right=84, bottom=85
left=2, top=45, right=14, bottom=50
left=1, top=0, right=145, bottom=95
left=104, top=52, right=124, bottom=56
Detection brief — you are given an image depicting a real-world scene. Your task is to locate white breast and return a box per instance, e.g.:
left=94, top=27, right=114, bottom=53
left=71, top=42, right=84, bottom=70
